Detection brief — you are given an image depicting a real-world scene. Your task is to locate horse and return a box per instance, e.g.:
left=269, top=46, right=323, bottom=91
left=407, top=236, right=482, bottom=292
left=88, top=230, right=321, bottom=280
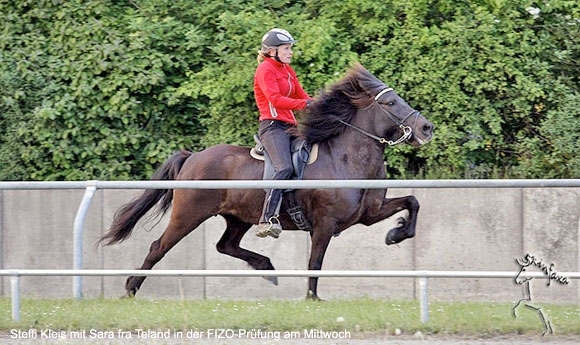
left=99, top=63, right=434, bottom=300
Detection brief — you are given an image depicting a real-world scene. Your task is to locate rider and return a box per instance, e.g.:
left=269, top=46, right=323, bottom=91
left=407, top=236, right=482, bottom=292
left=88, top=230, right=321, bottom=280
left=253, top=28, right=312, bottom=238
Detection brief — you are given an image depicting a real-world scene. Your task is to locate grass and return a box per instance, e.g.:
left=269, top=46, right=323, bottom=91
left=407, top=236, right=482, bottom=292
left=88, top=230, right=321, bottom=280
left=1, top=297, right=579, bottom=337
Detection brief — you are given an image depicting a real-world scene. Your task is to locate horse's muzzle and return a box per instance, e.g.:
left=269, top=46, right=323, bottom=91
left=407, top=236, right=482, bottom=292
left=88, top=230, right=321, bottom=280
left=411, top=120, right=434, bottom=147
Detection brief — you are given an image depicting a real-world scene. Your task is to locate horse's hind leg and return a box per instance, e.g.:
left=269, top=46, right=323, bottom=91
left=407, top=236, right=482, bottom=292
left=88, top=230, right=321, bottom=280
left=125, top=191, right=215, bottom=296
left=125, top=222, right=200, bottom=296
left=216, top=215, right=278, bottom=284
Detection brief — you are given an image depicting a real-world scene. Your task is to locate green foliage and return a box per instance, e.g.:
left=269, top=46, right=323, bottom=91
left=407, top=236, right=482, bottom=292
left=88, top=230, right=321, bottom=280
left=357, top=1, right=580, bottom=179
left=1, top=0, right=579, bottom=180
left=1, top=0, right=205, bottom=180
left=515, top=92, right=580, bottom=178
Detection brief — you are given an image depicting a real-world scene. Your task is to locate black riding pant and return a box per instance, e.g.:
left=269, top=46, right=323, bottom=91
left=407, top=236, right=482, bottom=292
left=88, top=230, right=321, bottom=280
left=258, top=120, right=294, bottom=223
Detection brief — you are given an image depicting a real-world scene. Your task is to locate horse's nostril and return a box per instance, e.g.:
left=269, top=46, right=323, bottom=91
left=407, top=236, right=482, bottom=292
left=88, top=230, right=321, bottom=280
left=423, top=123, right=434, bottom=135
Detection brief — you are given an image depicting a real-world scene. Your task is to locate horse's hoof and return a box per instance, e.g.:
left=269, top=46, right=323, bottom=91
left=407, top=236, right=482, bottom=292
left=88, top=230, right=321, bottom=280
left=385, top=229, right=398, bottom=245
left=262, top=275, right=279, bottom=286
left=306, top=290, right=322, bottom=301
left=386, top=228, right=407, bottom=245
left=121, top=292, right=135, bottom=299
left=385, top=217, right=409, bottom=245
left=121, top=287, right=137, bottom=299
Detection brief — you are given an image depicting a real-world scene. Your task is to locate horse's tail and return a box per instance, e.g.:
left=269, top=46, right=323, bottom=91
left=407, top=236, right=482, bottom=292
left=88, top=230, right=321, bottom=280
left=99, top=150, right=192, bottom=246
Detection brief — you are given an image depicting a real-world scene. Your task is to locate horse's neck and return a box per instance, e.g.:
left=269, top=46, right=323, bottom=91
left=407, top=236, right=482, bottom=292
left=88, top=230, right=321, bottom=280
left=323, top=131, right=386, bottom=179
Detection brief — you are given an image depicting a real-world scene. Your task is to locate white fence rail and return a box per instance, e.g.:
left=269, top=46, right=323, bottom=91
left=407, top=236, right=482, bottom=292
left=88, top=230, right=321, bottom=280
left=2, top=180, right=580, bottom=324
left=3, top=269, right=580, bottom=323
left=3, top=178, right=580, bottom=190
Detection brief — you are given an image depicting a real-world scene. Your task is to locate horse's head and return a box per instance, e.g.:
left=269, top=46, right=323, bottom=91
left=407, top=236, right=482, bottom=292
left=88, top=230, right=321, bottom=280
left=299, top=64, right=433, bottom=147
left=340, top=64, right=432, bottom=148
left=369, top=86, right=433, bottom=148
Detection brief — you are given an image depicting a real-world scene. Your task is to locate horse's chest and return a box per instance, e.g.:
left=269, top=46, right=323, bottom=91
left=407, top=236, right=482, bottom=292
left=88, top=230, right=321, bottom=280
left=359, top=190, right=386, bottom=213
left=338, top=189, right=384, bottom=220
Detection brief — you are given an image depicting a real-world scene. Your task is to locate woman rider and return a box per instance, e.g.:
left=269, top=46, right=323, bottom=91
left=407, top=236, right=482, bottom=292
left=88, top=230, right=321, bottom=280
left=253, top=28, right=312, bottom=238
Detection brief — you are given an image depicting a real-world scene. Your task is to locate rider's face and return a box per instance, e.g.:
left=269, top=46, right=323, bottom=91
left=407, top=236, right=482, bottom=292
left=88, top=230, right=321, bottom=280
left=272, top=44, right=293, bottom=64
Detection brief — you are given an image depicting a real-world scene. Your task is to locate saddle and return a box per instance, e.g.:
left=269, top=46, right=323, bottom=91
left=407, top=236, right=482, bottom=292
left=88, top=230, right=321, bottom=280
left=250, top=135, right=318, bottom=182
left=250, top=135, right=316, bottom=231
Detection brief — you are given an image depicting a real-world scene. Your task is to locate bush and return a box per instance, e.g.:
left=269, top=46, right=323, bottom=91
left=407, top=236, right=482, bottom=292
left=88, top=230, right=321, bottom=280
left=1, top=0, right=579, bottom=180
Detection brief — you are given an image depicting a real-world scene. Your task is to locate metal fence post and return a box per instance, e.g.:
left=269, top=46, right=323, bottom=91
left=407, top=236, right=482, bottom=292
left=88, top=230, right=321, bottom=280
left=73, top=181, right=98, bottom=299
left=10, top=271, right=20, bottom=322
left=419, top=276, right=429, bottom=323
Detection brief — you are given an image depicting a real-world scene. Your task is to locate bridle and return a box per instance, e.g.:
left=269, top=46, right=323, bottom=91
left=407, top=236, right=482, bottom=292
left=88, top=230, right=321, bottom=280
left=339, top=87, right=420, bottom=146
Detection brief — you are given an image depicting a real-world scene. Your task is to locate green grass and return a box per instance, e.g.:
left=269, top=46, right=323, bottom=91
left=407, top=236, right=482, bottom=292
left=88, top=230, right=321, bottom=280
left=1, top=298, right=579, bottom=337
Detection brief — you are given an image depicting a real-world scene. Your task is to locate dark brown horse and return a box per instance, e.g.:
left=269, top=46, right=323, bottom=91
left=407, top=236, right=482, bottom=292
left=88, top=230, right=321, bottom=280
left=100, top=63, right=434, bottom=299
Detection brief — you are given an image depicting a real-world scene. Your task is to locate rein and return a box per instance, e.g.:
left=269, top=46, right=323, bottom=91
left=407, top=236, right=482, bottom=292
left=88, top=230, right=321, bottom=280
left=339, top=87, right=417, bottom=146
left=339, top=120, right=412, bottom=146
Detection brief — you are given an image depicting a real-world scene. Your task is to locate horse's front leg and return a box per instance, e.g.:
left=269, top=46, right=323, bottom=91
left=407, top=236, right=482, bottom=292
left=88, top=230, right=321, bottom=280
left=361, top=195, right=420, bottom=245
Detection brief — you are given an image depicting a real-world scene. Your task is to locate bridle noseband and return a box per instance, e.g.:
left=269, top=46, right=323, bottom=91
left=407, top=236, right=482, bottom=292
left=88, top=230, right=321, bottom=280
left=340, top=87, right=419, bottom=146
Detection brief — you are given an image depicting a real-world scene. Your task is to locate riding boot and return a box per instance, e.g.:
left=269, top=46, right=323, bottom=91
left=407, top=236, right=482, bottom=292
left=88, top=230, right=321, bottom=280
left=255, top=189, right=283, bottom=238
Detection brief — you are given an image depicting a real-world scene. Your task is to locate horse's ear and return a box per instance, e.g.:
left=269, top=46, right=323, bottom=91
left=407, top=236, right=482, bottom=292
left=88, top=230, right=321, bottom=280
left=351, top=61, right=366, bottom=72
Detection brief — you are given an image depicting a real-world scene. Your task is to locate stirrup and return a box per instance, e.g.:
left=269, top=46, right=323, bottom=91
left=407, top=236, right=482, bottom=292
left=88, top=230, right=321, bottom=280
left=255, top=217, right=282, bottom=239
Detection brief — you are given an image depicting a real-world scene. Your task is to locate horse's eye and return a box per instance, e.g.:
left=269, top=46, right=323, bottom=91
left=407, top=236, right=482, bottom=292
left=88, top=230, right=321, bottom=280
left=387, top=101, right=395, bottom=106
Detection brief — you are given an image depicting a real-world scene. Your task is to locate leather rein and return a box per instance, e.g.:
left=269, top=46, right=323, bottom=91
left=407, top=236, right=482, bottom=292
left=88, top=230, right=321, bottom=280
left=339, top=87, right=419, bottom=146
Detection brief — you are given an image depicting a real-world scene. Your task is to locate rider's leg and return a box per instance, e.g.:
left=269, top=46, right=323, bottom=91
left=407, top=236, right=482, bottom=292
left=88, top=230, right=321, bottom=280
left=255, top=120, right=293, bottom=238
left=256, top=189, right=284, bottom=238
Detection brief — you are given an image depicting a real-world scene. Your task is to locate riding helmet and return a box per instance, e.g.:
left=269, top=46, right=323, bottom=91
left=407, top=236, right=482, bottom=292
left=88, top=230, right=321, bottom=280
left=261, top=28, right=296, bottom=49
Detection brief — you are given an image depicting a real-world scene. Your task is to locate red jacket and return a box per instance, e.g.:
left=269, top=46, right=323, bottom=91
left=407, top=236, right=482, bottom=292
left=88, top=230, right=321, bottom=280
left=254, top=58, right=310, bottom=126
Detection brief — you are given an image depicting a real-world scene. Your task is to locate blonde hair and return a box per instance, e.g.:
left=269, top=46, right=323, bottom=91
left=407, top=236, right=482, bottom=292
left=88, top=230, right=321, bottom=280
left=256, top=46, right=274, bottom=63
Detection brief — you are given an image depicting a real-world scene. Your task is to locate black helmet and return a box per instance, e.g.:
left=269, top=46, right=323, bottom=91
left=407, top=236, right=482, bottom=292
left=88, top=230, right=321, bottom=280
left=261, top=28, right=296, bottom=49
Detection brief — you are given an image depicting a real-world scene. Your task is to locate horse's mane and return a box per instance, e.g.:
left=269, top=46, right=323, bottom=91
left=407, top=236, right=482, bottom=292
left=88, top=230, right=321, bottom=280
left=297, top=63, right=387, bottom=144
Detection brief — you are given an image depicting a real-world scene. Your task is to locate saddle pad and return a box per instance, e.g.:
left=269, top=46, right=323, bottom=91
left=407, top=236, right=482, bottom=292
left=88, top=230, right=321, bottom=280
left=250, top=143, right=319, bottom=165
